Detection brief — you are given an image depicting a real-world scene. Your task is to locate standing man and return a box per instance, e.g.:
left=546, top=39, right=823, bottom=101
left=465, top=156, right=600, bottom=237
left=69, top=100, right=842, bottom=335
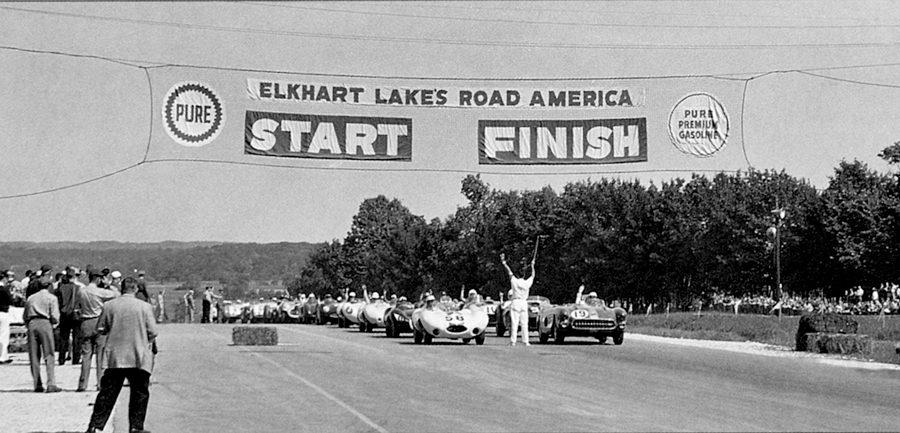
left=76, top=267, right=119, bottom=392
left=0, top=270, right=14, bottom=364
left=156, top=289, right=167, bottom=323
left=24, top=277, right=61, bottom=392
left=26, top=265, right=53, bottom=299
left=85, top=277, right=157, bottom=433
left=201, top=287, right=222, bottom=324
left=500, top=239, right=539, bottom=347
left=55, top=267, right=82, bottom=366
left=183, top=289, right=195, bottom=323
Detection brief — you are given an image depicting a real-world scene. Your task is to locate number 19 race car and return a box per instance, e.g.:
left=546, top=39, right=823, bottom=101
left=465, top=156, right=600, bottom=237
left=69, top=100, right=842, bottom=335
left=411, top=296, right=488, bottom=345
left=537, top=296, right=626, bottom=344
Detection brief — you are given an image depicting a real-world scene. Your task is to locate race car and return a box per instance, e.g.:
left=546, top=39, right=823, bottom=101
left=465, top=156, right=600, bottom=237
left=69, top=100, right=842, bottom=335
left=496, top=295, right=552, bottom=337
left=221, top=300, right=248, bottom=323
left=247, top=299, right=269, bottom=323
left=537, top=295, right=626, bottom=344
left=357, top=293, right=391, bottom=332
left=278, top=298, right=302, bottom=323
left=316, top=296, right=340, bottom=325
left=337, top=297, right=365, bottom=328
left=298, top=296, right=320, bottom=324
left=411, top=295, right=488, bottom=345
left=383, top=299, right=415, bottom=337
left=482, top=297, right=499, bottom=327
left=263, top=298, right=281, bottom=323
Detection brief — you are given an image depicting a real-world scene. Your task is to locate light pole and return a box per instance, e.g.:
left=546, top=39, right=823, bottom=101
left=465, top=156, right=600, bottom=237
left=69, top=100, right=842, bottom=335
left=770, top=203, right=787, bottom=311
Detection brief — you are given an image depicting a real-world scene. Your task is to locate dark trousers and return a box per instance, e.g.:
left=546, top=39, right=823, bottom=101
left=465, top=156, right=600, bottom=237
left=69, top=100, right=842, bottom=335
left=57, top=314, right=82, bottom=364
left=26, top=318, right=56, bottom=390
left=202, top=299, right=211, bottom=323
left=88, top=368, right=151, bottom=432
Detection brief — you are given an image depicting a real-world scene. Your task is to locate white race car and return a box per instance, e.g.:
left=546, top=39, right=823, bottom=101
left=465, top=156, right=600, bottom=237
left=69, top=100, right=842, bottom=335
left=411, top=297, right=488, bottom=345
left=338, top=300, right=365, bottom=328
left=222, top=300, right=248, bottom=323
left=357, top=298, right=391, bottom=332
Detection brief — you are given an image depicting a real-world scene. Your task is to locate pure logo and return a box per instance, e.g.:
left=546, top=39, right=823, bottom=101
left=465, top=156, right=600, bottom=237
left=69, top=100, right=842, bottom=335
left=163, top=81, right=225, bottom=147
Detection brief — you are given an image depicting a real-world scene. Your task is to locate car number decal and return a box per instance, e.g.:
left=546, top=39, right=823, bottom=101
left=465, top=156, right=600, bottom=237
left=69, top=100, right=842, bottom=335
left=570, top=309, right=589, bottom=319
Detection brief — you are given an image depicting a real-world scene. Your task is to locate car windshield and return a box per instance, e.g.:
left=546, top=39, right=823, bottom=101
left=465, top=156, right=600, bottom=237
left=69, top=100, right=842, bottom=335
left=527, top=296, right=550, bottom=305
left=583, top=296, right=606, bottom=307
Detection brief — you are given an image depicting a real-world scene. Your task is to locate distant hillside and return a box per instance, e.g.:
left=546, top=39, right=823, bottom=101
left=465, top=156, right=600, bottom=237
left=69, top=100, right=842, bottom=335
left=1, top=241, right=223, bottom=251
left=0, top=241, right=323, bottom=283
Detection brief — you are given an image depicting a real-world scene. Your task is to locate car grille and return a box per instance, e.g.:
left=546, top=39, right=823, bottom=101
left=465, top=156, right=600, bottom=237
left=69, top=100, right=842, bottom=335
left=572, top=319, right=616, bottom=330
left=446, top=325, right=467, bottom=333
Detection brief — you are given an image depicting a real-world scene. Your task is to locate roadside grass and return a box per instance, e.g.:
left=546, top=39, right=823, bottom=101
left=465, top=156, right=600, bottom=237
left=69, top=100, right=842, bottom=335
left=629, top=312, right=900, bottom=365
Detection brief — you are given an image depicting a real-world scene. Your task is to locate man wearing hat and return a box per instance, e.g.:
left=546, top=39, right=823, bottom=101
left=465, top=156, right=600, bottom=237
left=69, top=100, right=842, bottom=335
left=55, top=267, right=83, bottom=365
left=26, top=265, right=54, bottom=299
left=24, top=274, right=61, bottom=392
left=76, top=266, right=119, bottom=391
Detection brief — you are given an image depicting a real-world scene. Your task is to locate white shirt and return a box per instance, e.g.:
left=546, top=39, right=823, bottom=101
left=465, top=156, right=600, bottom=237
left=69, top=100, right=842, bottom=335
left=509, top=275, right=533, bottom=300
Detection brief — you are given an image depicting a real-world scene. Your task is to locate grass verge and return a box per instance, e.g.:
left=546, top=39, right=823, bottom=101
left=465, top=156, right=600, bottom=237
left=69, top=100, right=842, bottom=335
left=628, top=312, right=900, bottom=365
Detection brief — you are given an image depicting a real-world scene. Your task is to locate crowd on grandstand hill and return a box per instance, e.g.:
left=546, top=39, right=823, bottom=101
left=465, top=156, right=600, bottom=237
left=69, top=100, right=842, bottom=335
left=705, top=282, right=900, bottom=315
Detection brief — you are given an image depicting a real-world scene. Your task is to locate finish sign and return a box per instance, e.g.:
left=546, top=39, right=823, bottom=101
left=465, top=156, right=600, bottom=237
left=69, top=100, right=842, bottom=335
left=668, top=93, right=729, bottom=157
left=162, top=81, right=225, bottom=147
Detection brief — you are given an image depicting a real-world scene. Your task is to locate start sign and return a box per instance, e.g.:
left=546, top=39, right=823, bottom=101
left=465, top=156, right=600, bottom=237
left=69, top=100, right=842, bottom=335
left=162, top=81, right=225, bottom=147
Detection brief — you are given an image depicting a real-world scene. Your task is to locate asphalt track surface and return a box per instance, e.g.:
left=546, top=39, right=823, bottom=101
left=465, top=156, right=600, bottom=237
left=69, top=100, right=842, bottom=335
left=142, top=323, right=900, bottom=432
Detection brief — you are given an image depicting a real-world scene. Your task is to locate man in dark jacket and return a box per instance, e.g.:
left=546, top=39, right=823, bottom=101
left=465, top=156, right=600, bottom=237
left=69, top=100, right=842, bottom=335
left=85, top=277, right=157, bottom=433
left=55, top=268, right=82, bottom=365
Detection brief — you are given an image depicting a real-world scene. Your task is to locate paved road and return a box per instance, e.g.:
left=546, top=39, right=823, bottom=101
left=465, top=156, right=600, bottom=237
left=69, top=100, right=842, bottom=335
left=143, top=323, right=900, bottom=433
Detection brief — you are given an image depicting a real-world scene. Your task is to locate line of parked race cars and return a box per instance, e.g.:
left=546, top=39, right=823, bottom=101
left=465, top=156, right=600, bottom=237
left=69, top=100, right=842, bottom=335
left=219, top=288, right=627, bottom=345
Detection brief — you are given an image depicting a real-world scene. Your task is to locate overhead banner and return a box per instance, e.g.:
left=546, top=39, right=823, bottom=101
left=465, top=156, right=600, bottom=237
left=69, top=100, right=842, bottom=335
left=244, top=111, right=412, bottom=160
left=479, top=118, right=647, bottom=164
left=247, top=78, right=646, bottom=109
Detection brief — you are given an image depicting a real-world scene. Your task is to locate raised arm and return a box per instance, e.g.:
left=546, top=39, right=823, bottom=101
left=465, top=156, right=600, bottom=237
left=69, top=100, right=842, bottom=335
left=575, top=284, right=585, bottom=305
left=500, top=253, right=513, bottom=277
left=362, top=285, right=370, bottom=303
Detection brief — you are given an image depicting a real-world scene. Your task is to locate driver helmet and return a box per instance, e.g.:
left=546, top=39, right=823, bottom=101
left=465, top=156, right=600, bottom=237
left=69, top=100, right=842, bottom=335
left=425, top=294, right=436, bottom=302
left=349, top=291, right=356, bottom=298
left=399, top=296, right=407, bottom=302
left=468, top=289, right=477, bottom=296
left=371, top=292, right=380, bottom=300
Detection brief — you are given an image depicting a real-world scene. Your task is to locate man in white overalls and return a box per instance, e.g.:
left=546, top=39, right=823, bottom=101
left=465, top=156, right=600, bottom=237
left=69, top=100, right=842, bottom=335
left=500, top=252, right=535, bottom=346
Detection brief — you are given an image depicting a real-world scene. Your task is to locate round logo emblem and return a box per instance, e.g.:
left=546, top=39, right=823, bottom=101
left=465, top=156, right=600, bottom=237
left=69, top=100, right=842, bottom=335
left=571, top=309, right=589, bottom=319
left=668, top=93, right=729, bottom=157
left=162, top=81, right=224, bottom=147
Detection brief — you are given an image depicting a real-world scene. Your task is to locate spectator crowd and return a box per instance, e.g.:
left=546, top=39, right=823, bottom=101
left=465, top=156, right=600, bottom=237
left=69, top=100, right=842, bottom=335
left=705, top=283, right=900, bottom=316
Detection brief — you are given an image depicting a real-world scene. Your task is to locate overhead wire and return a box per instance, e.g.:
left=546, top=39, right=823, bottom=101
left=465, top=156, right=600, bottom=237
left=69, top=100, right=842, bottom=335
left=245, top=2, right=900, bottom=30
left=3, top=5, right=900, bottom=51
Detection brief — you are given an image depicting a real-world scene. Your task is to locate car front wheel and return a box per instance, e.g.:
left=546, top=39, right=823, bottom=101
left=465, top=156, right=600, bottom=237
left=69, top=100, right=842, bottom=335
left=475, top=332, right=485, bottom=345
left=612, top=330, right=624, bottom=345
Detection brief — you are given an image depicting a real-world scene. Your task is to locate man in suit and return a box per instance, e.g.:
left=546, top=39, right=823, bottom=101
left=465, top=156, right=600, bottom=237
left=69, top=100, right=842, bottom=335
left=76, top=267, right=119, bottom=392
left=85, top=276, right=157, bottom=433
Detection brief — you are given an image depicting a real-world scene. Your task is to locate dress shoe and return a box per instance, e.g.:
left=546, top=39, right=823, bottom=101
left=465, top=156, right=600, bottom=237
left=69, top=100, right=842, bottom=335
left=46, top=385, right=62, bottom=393
left=0, top=359, right=13, bottom=364
left=85, top=426, right=98, bottom=433
left=34, top=386, right=44, bottom=393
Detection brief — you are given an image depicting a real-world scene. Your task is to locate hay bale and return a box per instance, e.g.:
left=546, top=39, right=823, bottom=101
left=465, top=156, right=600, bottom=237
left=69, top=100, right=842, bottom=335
left=232, top=326, right=278, bottom=346
left=797, top=332, right=871, bottom=355
left=795, top=313, right=858, bottom=350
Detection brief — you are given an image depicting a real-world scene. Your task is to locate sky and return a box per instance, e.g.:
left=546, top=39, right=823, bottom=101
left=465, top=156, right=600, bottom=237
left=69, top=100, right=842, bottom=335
left=1, top=1, right=900, bottom=243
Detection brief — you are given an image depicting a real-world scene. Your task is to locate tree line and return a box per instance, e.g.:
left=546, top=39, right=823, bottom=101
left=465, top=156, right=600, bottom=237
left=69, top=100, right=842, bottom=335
left=292, top=145, right=900, bottom=309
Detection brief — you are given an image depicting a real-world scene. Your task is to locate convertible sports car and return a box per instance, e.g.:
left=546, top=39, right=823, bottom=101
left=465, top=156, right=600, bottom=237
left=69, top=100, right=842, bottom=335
left=316, top=296, right=340, bottom=325
left=496, top=296, right=552, bottom=337
left=338, top=300, right=365, bottom=328
left=383, top=300, right=415, bottom=337
left=247, top=299, right=269, bottom=323
left=358, top=297, right=391, bottom=332
left=299, top=296, right=320, bottom=324
left=278, top=298, right=302, bottom=323
left=537, top=296, right=627, bottom=344
left=221, top=300, right=248, bottom=323
left=411, top=299, right=489, bottom=345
